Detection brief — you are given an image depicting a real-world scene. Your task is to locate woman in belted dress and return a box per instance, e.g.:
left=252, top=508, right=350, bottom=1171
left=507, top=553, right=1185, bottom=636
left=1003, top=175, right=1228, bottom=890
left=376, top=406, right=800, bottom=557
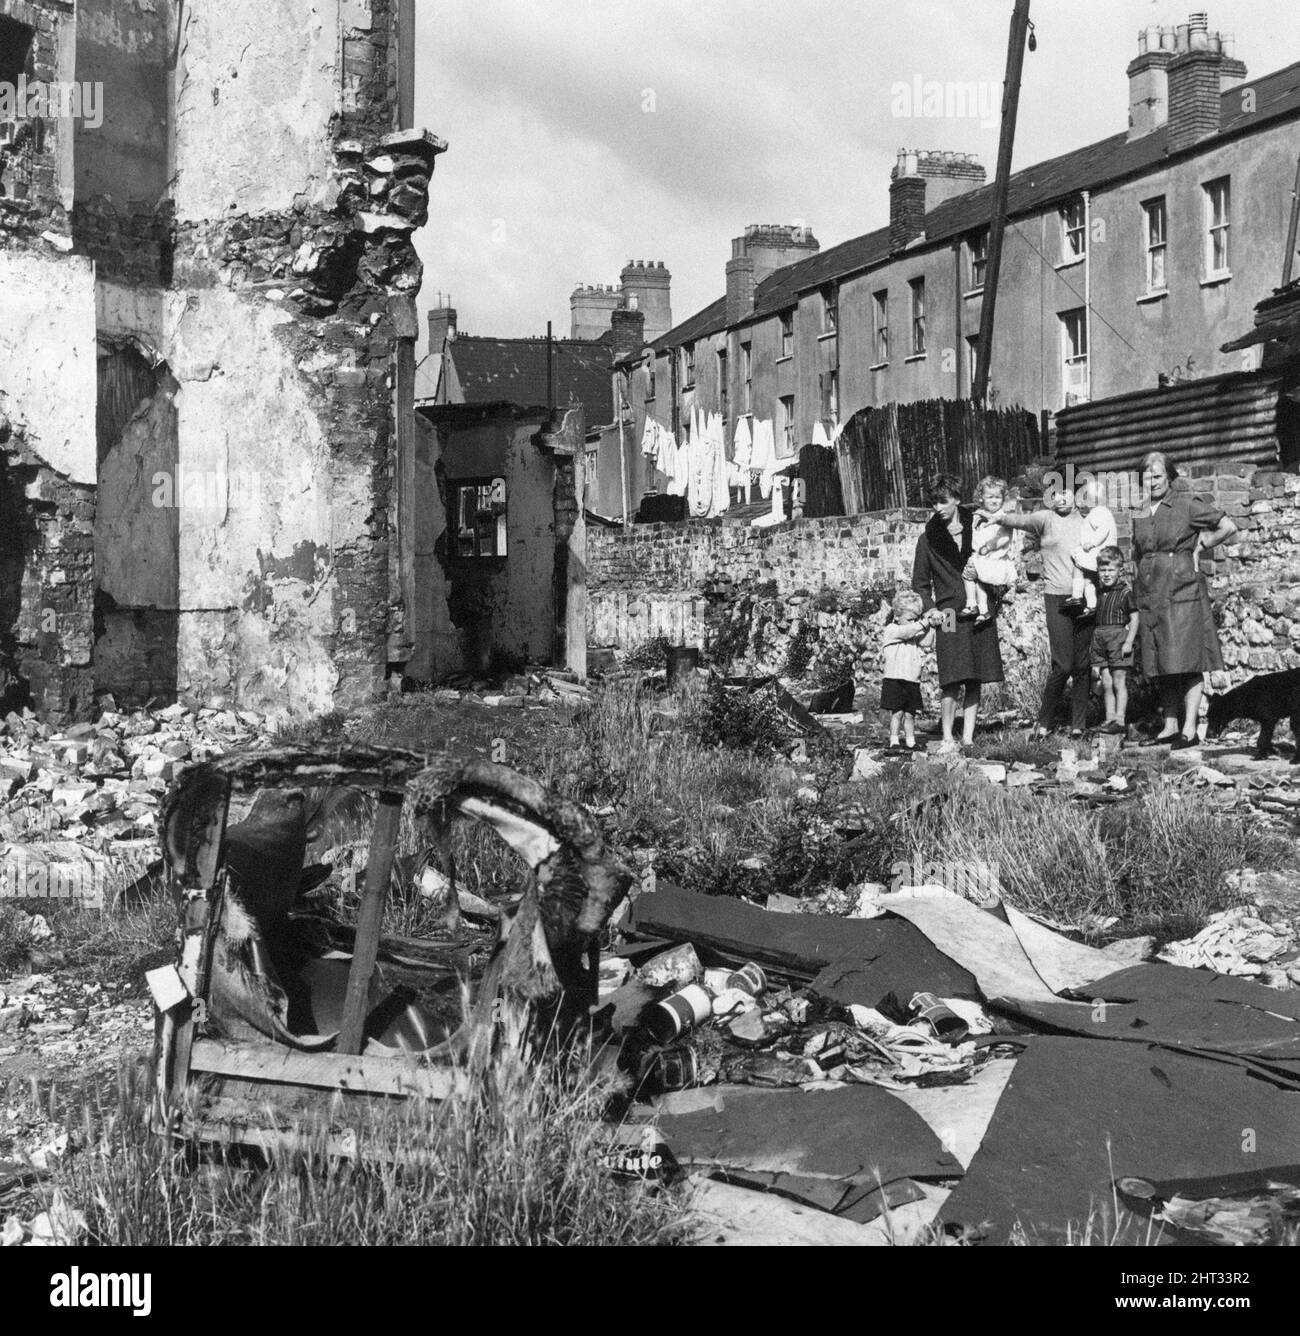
left=1133, top=451, right=1238, bottom=748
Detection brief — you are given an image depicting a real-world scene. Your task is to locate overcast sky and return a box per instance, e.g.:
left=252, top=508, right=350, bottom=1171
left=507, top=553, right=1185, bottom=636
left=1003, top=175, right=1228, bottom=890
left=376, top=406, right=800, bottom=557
left=412, top=1, right=1300, bottom=346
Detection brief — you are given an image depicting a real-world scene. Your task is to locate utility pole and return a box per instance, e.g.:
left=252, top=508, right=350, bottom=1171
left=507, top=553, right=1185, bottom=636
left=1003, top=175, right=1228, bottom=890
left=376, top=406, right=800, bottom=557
left=973, top=0, right=1032, bottom=405
left=546, top=320, right=554, bottom=420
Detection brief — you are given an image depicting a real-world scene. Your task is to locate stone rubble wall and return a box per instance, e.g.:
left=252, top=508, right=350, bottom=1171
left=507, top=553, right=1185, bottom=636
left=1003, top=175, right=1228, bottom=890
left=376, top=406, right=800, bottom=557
left=588, top=463, right=1300, bottom=700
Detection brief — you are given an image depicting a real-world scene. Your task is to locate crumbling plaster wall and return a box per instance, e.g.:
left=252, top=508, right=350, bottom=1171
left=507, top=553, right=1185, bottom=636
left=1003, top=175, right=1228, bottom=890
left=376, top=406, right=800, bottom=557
left=0, top=248, right=96, bottom=484
left=171, top=0, right=341, bottom=220
left=0, top=1, right=95, bottom=720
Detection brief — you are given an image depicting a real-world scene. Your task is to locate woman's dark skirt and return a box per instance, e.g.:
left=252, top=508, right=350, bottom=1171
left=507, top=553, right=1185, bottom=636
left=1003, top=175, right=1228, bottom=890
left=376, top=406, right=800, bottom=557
left=934, top=617, right=1004, bottom=688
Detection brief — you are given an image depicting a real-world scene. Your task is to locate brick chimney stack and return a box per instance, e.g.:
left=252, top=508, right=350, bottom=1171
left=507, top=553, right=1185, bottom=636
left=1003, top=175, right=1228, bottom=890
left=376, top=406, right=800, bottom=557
left=890, top=150, right=985, bottom=253
left=609, top=307, right=646, bottom=363
left=427, top=302, right=456, bottom=355
left=1165, top=13, right=1247, bottom=152
left=619, top=261, right=672, bottom=342
left=725, top=224, right=820, bottom=323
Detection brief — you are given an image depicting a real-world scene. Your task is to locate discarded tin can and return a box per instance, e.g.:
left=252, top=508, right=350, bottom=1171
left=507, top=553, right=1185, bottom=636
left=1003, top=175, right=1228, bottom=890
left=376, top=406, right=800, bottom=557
left=645, top=983, right=712, bottom=1043
left=636, top=942, right=702, bottom=989
left=639, top=1045, right=700, bottom=1094
left=726, top=962, right=768, bottom=998
left=909, top=991, right=969, bottom=1043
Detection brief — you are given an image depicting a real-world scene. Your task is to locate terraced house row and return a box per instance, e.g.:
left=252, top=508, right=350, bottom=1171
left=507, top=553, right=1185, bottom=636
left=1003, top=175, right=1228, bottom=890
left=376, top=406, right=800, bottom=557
left=599, top=14, right=1300, bottom=516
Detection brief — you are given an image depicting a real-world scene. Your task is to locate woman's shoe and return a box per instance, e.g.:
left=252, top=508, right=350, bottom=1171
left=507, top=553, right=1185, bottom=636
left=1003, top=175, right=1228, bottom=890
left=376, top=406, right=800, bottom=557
left=1140, top=732, right=1180, bottom=747
left=1170, top=734, right=1200, bottom=751
left=1101, top=720, right=1125, bottom=735
left=1069, top=729, right=1086, bottom=741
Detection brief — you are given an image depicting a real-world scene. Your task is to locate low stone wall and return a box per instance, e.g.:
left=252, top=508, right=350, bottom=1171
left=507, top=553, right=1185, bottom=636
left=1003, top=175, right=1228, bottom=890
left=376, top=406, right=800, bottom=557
left=587, top=463, right=1300, bottom=699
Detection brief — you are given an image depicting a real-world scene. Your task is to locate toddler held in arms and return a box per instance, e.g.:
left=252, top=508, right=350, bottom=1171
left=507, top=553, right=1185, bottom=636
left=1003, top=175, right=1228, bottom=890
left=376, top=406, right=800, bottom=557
left=962, top=475, right=1017, bottom=626
left=1063, top=479, right=1117, bottom=616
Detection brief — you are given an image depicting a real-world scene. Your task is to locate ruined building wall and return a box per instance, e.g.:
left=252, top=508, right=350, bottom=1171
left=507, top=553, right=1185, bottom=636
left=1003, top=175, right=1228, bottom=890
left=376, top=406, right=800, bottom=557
left=0, top=0, right=95, bottom=719
left=1, top=0, right=437, bottom=720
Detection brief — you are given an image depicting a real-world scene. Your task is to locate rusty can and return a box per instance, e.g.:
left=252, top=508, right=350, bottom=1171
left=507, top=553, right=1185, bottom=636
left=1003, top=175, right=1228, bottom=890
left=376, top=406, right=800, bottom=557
left=644, top=983, right=712, bottom=1043
left=726, top=962, right=768, bottom=997
left=908, top=991, right=969, bottom=1043
left=640, top=1045, right=700, bottom=1094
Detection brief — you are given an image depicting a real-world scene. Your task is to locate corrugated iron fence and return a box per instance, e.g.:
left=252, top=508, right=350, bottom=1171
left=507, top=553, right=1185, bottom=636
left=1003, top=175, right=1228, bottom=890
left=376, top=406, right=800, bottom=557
left=800, top=399, right=1041, bottom=517
left=1053, top=368, right=1291, bottom=475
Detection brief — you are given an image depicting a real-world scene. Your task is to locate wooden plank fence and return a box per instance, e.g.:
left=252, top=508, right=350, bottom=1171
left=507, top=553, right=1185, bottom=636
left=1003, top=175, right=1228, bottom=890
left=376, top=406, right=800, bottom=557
left=800, top=400, right=1042, bottom=517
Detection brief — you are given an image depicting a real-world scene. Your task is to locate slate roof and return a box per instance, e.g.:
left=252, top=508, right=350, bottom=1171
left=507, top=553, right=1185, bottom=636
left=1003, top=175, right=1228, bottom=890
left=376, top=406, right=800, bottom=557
left=435, top=335, right=613, bottom=412
left=651, top=58, right=1300, bottom=351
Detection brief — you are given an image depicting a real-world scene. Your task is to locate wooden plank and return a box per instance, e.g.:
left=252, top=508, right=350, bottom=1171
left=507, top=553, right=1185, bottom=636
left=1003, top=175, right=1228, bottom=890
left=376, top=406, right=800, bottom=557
left=338, top=791, right=404, bottom=1054
left=190, top=1038, right=454, bottom=1099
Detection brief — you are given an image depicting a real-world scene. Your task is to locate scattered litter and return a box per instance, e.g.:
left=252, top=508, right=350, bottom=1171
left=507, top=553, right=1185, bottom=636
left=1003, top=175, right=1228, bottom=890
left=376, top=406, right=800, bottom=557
left=1158, top=906, right=1299, bottom=984
left=637, top=943, right=703, bottom=989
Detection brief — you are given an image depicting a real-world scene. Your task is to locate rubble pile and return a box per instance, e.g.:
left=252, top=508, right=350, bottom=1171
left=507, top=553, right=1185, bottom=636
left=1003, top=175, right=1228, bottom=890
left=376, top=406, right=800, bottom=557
left=0, top=700, right=271, bottom=906
left=1159, top=904, right=1300, bottom=986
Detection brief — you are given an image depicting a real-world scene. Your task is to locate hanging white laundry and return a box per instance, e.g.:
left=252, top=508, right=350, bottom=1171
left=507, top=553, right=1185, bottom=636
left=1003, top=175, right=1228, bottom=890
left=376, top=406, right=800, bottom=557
left=640, top=417, right=657, bottom=456
left=709, top=424, right=730, bottom=517
left=751, top=476, right=787, bottom=528
left=811, top=420, right=830, bottom=449
left=687, top=427, right=712, bottom=517
left=666, top=438, right=688, bottom=496
left=750, top=418, right=776, bottom=498
left=654, top=423, right=675, bottom=478
left=733, top=415, right=753, bottom=470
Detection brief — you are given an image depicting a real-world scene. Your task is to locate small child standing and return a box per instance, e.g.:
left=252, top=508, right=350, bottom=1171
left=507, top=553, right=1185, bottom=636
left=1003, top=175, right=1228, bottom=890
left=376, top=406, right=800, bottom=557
left=962, top=476, right=1017, bottom=625
left=881, top=589, right=933, bottom=754
left=1091, top=545, right=1140, bottom=733
left=1064, top=480, right=1118, bottom=615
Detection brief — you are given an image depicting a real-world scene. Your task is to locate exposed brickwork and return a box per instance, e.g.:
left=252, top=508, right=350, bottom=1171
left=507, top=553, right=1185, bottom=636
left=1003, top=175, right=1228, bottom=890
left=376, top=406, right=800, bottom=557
left=0, top=417, right=95, bottom=721
left=1167, top=50, right=1223, bottom=152
left=888, top=176, right=927, bottom=253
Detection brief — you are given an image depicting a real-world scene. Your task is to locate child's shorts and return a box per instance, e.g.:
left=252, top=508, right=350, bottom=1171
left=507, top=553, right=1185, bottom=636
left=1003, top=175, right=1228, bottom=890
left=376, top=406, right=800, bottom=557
left=1091, top=625, right=1133, bottom=669
left=881, top=678, right=924, bottom=713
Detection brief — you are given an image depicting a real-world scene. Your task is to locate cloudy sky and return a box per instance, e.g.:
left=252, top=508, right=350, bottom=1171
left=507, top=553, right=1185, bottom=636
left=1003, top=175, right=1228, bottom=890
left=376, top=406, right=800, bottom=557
left=413, top=1, right=1300, bottom=346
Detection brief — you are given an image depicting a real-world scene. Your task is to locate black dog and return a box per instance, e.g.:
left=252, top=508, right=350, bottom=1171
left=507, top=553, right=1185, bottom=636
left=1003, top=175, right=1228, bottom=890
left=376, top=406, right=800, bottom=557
left=1205, top=668, right=1300, bottom=761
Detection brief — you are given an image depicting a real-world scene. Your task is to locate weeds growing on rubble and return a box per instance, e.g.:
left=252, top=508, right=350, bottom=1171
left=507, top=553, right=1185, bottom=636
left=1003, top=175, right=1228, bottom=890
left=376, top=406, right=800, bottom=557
left=45, top=1043, right=690, bottom=1247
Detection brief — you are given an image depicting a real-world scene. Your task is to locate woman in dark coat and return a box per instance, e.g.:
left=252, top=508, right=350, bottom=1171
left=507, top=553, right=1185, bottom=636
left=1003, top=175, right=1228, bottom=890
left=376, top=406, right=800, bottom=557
left=911, top=474, right=1004, bottom=752
left=1134, top=450, right=1238, bottom=748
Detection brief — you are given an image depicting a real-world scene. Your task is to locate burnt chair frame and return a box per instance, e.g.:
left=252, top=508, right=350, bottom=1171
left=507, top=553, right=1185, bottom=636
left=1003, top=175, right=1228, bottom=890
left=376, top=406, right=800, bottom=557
left=151, top=744, right=631, bottom=1149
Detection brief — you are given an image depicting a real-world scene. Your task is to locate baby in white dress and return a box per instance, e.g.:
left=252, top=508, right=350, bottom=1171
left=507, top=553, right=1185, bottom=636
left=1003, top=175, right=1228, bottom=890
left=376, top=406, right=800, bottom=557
left=963, top=476, right=1017, bottom=624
